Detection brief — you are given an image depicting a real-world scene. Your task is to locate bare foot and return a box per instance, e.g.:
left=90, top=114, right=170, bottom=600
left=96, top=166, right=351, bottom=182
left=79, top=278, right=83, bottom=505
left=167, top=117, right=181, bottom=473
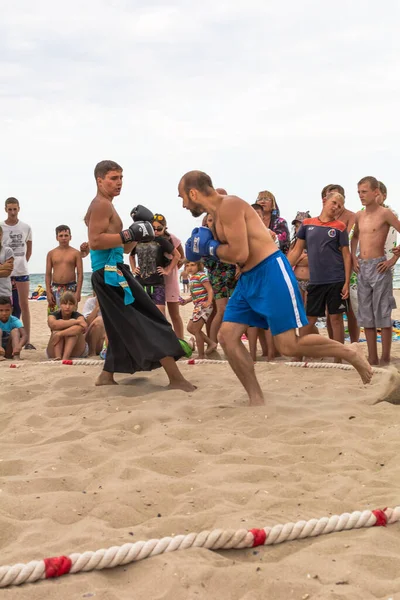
left=348, top=343, right=373, bottom=384
left=51, top=357, right=62, bottom=362
left=249, top=395, right=265, bottom=406
left=95, top=371, right=118, bottom=386
left=205, top=341, right=218, bottom=355
left=379, top=358, right=390, bottom=367
left=188, top=336, right=196, bottom=351
left=0, top=355, right=5, bottom=362
left=167, top=379, right=197, bottom=392
left=12, top=353, right=22, bottom=361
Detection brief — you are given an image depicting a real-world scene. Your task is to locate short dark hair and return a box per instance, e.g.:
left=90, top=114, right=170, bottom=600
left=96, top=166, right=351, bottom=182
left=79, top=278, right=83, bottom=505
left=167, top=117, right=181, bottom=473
left=0, top=296, right=12, bottom=306
left=181, top=171, right=214, bottom=196
left=94, top=160, right=122, bottom=180
left=55, top=225, right=71, bottom=235
left=251, top=203, right=264, bottom=213
left=321, top=184, right=345, bottom=199
left=378, top=181, right=387, bottom=196
left=5, top=197, right=19, bottom=207
left=358, top=176, right=379, bottom=190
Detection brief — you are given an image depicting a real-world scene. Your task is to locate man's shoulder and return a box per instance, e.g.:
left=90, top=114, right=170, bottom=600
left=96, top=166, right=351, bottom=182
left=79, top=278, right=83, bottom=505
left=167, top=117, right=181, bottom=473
left=219, top=195, right=246, bottom=213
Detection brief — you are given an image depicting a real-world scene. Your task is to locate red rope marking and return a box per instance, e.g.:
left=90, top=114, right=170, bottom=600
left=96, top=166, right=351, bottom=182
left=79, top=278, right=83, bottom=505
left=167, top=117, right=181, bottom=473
left=62, top=360, right=73, bottom=365
left=187, top=359, right=195, bottom=365
left=44, top=556, right=72, bottom=578
left=250, top=528, right=267, bottom=547
left=372, top=509, right=388, bottom=527
left=9, top=364, right=18, bottom=368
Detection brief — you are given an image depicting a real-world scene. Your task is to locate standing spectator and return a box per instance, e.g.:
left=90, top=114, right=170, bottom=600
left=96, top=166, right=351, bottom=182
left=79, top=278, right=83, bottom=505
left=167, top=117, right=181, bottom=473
left=203, top=213, right=238, bottom=343
left=377, top=181, right=398, bottom=259
left=256, top=190, right=290, bottom=254
left=289, top=193, right=350, bottom=350
left=153, top=213, right=185, bottom=339
left=321, top=184, right=359, bottom=344
left=180, top=268, right=189, bottom=293
left=0, top=197, right=35, bottom=349
left=129, top=219, right=180, bottom=316
left=0, top=226, right=14, bottom=303
left=351, top=176, right=400, bottom=366
left=45, top=225, right=83, bottom=311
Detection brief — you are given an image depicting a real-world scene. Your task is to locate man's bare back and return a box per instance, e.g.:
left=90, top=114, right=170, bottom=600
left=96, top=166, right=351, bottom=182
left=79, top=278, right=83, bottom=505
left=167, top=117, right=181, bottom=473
left=211, top=195, right=278, bottom=271
left=48, top=246, right=81, bottom=283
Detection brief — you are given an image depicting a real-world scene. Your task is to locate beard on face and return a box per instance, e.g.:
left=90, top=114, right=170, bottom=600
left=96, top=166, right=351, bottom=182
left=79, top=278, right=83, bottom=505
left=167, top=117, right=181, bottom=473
left=190, top=202, right=205, bottom=218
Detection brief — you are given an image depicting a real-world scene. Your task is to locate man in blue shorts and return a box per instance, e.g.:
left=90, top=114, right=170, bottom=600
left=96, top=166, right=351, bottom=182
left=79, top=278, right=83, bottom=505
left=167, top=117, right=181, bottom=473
left=179, top=171, right=372, bottom=406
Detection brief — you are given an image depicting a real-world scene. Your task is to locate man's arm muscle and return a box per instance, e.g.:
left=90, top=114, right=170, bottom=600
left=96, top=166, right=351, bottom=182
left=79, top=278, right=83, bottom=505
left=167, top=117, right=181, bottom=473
left=88, top=202, right=123, bottom=250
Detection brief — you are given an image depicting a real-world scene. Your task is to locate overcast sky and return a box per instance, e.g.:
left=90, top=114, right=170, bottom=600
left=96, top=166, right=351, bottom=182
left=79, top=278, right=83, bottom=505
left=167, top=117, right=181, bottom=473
left=1, top=0, right=399, bottom=272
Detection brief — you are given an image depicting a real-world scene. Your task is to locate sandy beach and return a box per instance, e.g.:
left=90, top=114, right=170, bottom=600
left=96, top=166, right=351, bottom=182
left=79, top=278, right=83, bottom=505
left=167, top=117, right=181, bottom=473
left=1, top=295, right=400, bottom=599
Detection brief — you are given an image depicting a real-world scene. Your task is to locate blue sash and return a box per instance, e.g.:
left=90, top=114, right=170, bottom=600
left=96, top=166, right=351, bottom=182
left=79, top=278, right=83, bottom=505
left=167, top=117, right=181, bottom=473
left=90, top=247, right=134, bottom=306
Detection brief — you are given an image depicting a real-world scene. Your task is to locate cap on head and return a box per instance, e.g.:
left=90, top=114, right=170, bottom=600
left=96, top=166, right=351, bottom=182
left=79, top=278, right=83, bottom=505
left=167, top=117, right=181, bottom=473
left=292, top=211, right=311, bottom=225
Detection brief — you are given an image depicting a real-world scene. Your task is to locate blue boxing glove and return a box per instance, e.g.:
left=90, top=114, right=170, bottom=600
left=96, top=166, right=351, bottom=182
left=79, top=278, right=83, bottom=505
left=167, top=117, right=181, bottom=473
left=191, top=227, right=220, bottom=258
left=185, top=237, right=200, bottom=261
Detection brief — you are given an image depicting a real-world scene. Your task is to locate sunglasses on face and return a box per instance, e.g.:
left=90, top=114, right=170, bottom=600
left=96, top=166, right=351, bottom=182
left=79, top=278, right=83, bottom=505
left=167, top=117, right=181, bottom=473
left=153, top=227, right=164, bottom=232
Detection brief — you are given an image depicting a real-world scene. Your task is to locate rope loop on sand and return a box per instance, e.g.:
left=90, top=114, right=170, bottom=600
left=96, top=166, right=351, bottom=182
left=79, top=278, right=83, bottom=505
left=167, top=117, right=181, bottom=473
left=5, top=359, right=387, bottom=374
left=0, top=505, right=398, bottom=587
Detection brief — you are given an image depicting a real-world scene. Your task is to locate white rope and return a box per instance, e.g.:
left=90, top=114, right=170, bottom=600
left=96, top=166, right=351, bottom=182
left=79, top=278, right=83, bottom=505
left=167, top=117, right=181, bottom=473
left=285, top=361, right=386, bottom=374
left=2, top=359, right=388, bottom=373
left=0, top=505, right=397, bottom=587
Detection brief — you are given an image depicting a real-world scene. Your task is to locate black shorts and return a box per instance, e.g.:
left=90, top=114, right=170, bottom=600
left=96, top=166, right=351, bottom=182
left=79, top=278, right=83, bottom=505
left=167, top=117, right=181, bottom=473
left=306, top=282, right=347, bottom=317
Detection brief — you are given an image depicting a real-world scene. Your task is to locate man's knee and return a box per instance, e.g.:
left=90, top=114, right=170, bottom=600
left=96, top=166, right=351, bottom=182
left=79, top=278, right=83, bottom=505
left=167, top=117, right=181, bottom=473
left=330, top=313, right=343, bottom=324
left=217, top=323, right=240, bottom=348
left=274, top=334, right=297, bottom=356
left=92, top=317, right=104, bottom=330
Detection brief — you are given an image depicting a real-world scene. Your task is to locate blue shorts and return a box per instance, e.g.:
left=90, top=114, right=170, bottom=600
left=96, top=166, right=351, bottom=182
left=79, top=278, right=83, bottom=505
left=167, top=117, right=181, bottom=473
left=223, top=251, right=308, bottom=336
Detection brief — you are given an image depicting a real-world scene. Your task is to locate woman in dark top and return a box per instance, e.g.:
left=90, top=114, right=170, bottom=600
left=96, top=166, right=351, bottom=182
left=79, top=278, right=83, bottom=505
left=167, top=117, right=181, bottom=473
left=129, top=224, right=180, bottom=316
left=256, top=190, right=290, bottom=254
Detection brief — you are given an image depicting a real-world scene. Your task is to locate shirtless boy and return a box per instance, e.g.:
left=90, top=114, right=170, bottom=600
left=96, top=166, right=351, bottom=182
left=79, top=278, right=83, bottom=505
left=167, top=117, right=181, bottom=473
left=351, top=176, right=400, bottom=365
left=85, top=160, right=194, bottom=390
left=180, top=171, right=372, bottom=406
left=45, top=225, right=83, bottom=310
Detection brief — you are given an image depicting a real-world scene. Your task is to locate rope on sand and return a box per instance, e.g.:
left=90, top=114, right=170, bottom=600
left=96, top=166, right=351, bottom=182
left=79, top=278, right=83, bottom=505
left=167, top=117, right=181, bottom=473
left=0, top=505, right=397, bottom=588
left=285, top=361, right=386, bottom=374
left=5, top=359, right=387, bottom=373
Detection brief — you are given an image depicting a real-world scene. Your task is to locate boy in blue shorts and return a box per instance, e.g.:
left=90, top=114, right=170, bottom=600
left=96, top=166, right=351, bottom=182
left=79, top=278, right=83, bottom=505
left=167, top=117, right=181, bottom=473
left=0, top=296, right=27, bottom=360
left=179, top=170, right=372, bottom=406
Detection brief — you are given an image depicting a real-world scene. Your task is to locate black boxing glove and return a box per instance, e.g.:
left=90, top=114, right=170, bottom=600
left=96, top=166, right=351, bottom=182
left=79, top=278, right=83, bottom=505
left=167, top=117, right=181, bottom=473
left=130, top=205, right=154, bottom=223
left=120, top=221, right=155, bottom=244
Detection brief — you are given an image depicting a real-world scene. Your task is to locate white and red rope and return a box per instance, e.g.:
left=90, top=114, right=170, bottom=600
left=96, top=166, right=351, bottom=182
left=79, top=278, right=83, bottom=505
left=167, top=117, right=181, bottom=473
left=0, top=505, right=397, bottom=588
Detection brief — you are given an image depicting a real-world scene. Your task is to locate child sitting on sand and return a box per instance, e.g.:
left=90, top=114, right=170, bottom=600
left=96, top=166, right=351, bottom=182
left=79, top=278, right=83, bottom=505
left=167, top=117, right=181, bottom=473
left=47, top=291, right=88, bottom=360
left=0, top=296, right=27, bottom=360
left=180, top=260, right=217, bottom=359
